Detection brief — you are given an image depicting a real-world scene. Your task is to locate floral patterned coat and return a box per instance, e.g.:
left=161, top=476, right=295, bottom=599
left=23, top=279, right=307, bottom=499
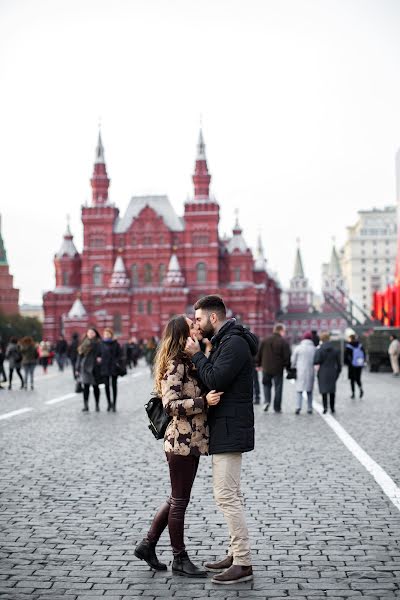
left=161, top=357, right=209, bottom=456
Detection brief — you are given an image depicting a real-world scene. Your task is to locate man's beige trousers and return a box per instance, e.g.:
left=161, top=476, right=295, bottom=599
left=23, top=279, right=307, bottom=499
left=212, top=452, right=252, bottom=566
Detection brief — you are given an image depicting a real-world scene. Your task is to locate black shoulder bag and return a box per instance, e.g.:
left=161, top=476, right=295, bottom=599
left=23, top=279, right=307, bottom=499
left=144, top=395, right=171, bottom=440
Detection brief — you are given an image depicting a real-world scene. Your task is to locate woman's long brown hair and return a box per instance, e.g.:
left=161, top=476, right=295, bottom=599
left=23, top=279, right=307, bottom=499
left=154, top=315, right=190, bottom=395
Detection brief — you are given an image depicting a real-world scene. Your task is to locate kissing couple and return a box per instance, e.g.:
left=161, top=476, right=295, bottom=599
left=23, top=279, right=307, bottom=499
left=135, top=295, right=258, bottom=585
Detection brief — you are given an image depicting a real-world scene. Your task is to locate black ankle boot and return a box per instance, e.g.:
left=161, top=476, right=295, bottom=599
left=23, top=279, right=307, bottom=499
left=134, top=538, right=167, bottom=571
left=172, top=551, right=207, bottom=578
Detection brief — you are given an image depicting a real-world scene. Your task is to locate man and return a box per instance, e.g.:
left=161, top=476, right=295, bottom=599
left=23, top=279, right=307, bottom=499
left=55, top=335, right=68, bottom=372
left=388, top=334, right=400, bottom=377
left=256, top=323, right=291, bottom=413
left=185, top=295, right=257, bottom=585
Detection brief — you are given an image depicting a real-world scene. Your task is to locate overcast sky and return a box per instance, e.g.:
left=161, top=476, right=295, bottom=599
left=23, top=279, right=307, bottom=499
left=1, top=0, right=400, bottom=304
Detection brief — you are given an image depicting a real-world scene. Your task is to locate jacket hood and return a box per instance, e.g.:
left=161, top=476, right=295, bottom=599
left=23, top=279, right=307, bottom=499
left=214, top=319, right=259, bottom=356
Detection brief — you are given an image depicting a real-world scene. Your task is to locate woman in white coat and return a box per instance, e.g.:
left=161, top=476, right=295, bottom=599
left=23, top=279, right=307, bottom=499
left=291, top=331, right=316, bottom=414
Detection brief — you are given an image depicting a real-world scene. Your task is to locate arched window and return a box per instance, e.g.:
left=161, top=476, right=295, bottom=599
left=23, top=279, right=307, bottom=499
left=93, top=265, right=103, bottom=286
left=159, top=264, right=166, bottom=284
left=147, top=300, right=152, bottom=315
left=196, top=262, right=207, bottom=283
left=62, top=271, right=69, bottom=286
left=113, top=313, right=122, bottom=335
left=144, top=264, right=152, bottom=283
left=234, top=267, right=241, bottom=282
left=131, top=264, right=138, bottom=286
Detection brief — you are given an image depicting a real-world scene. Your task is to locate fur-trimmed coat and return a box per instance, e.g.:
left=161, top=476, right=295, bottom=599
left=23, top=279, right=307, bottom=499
left=161, top=357, right=208, bottom=456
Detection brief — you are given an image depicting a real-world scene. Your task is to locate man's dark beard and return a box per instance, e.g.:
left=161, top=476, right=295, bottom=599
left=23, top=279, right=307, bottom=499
left=201, top=317, right=215, bottom=339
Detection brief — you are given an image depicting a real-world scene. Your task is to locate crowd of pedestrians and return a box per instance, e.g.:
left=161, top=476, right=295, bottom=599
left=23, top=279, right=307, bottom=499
left=255, top=325, right=369, bottom=415
left=0, top=330, right=151, bottom=403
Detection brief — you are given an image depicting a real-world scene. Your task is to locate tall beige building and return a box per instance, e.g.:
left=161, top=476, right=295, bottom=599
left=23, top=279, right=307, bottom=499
left=340, top=206, right=397, bottom=318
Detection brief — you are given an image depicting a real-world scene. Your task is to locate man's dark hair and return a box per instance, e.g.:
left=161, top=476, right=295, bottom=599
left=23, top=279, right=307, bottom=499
left=194, top=295, right=226, bottom=319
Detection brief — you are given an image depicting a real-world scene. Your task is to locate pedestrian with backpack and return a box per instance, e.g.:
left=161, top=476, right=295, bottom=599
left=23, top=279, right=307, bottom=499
left=345, top=334, right=365, bottom=399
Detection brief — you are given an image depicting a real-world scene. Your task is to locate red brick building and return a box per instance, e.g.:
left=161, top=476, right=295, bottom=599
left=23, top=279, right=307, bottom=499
left=0, top=215, right=19, bottom=316
left=43, top=130, right=281, bottom=342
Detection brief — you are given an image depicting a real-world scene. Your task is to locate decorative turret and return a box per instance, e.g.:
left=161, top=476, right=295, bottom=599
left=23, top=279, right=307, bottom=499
left=286, top=240, right=313, bottom=313
left=68, top=297, right=87, bottom=318
left=192, top=128, right=211, bottom=200
left=254, top=234, right=267, bottom=272
left=164, top=253, right=185, bottom=286
left=54, top=218, right=81, bottom=289
left=0, top=214, right=19, bottom=315
left=91, top=130, right=110, bottom=206
left=56, top=218, right=79, bottom=258
left=322, top=240, right=346, bottom=312
left=293, top=247, right=305, bottom=279
left=109, top=255, right=130, bottom=288
left=0, top=215, right=8, bottom=266
left=226, top=211, right=248, bottom=254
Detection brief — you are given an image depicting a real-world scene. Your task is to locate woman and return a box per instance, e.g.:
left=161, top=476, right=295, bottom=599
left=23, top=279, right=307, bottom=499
left=19, top=337, right=38, bottom=390
left=314, top=332, right=341, bottom=414
left=99, top=327, right=122, bottom=412
left=6, top=336, right=24, bottom=390
left=134, top=315, right=222, bottom=576
left=345, top=334, right=365, bottom=399
left=291, top=331, right=316, bottom=415
left=76, top=327, right=102, bottom=412
left=38, top=340, right=52, bottom=374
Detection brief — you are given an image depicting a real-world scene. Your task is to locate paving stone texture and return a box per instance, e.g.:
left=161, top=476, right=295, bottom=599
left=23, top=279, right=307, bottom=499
left=0, top=362, right=400, bottom=600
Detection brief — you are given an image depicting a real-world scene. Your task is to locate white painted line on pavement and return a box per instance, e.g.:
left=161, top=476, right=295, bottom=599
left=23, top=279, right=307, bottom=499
left=45, top=393, right=78, bottom=405
left=315, top=402, right=400, bottom=512
left=0, top=407, right=33, bottom=421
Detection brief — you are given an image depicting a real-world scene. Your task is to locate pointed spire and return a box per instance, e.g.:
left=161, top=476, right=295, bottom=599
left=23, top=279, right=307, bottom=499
left=0, top=214, right=8, bottom=265
left=91, top=128, right=110, bottom=205
left=197, top=128, right=206, bottom=160
left=95, top=130, right=105, bottom=164
left=329, top=242, right=342, bottom=277
left=192, top=126, right=211, bottom=200
left=68, top=297, right=87, bottom=318
left=110, top=255, right=130, bottom=288
left=293, top=242, right=305, bottom=279
left=164, top=253, right=185, bottom=286
left=232, top=209, right=242, bottom=235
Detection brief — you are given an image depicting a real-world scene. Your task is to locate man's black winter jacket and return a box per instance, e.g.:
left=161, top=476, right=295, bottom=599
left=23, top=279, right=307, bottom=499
left=192, top=319, right=258, bottom=454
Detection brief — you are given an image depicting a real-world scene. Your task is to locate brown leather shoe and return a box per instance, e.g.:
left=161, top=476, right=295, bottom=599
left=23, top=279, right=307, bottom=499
left=212, top=564, right=253, bottom=584
left=204, top=555, right=233, bottom=572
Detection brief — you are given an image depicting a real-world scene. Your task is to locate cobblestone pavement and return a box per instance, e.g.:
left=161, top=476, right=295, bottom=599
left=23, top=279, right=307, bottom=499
left=1, top=362, right=400, bottom=600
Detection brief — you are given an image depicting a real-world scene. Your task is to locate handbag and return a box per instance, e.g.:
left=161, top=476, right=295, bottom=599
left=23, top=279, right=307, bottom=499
left=115, top=360, right=127, bottom=377
left=75, top=379, right=83, bottom=393
left=286, top=367, right=297, bottom=380
left=144, top=395, right=171, bottom=440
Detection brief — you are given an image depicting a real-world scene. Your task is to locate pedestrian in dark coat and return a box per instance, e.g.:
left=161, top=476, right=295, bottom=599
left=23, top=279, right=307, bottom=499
left=256, top=323, right=291, bottom=412
left=345, top=334, right=365, bottom=399
left=20, top=337, right=39, bottom=390
left=99, top=327, right=122, bottom=412
left=76, top=327, right=101, bottom=412
left=55, top=335, right=68, bottom=371
left=314, top=332, right=341, bottom=414
left=185, top=295, right=256, bottom=585
left=6, top=336, right=24, bottom=389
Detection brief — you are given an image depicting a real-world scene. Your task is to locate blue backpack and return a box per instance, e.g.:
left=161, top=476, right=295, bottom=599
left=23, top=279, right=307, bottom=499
left=347, top=344, right=364, bottom=367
